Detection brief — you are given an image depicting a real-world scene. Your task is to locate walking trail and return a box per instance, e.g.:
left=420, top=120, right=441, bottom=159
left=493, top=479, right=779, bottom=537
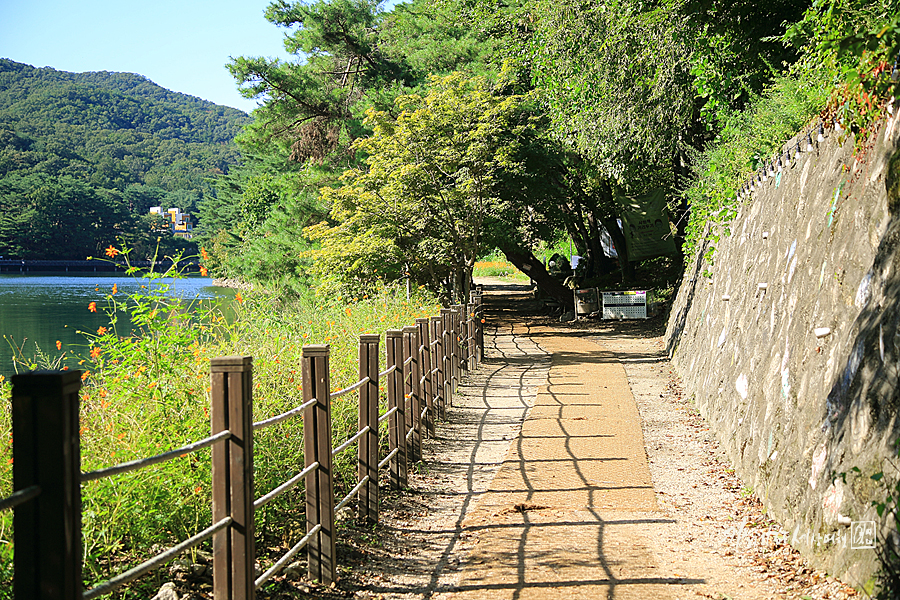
left=333, top=281, right=858, bottom=600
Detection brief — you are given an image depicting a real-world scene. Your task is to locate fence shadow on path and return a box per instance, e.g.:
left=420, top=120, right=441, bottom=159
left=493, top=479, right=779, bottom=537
left=352, top=285, right=551, bottom=598
left=433, top=288, right=703, bottom=600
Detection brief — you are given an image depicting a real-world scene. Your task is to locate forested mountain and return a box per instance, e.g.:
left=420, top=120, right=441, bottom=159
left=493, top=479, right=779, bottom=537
left=0, top=59, right=250, bottom=260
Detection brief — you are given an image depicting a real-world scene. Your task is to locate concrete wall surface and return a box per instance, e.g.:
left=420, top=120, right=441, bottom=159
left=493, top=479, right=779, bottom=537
left=666, top=110, right=900, bottom=590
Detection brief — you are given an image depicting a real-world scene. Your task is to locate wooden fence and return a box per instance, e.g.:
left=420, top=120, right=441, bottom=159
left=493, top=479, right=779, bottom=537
left=0, top=292, right=484, bottom=599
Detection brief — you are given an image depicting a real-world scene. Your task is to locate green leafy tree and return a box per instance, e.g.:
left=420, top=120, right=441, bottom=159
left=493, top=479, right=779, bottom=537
left=305, top=72, right=566, bottom=303
left=0, top=174, right=132, bottom=259
left=214, top=0, right=504, bottom=291
left=786, top=0, right=900, bottom=137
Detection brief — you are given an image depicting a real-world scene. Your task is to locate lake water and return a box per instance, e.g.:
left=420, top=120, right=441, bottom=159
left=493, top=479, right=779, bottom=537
left=0, top=274, right=234, bottom=379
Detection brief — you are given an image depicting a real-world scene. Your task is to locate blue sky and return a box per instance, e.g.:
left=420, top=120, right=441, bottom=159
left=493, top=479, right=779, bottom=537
left=0, top=0, right=397, bottom=114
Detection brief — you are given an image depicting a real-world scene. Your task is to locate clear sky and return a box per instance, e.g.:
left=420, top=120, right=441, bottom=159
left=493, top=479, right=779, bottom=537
left=0, top=0, right=310, bottom=114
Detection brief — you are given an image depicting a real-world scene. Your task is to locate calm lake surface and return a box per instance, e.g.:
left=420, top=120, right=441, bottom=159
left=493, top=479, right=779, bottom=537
left=0, top=274, right=234, bottom=379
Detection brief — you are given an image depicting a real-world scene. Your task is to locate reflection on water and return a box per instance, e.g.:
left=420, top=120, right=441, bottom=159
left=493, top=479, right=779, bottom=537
left=0, top=274, right=234, bottom=379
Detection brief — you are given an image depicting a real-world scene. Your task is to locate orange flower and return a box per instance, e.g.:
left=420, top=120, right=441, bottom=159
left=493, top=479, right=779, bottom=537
left=111, top=284, right=117, bottom=295
left=199, top=265, right=208, bottom=277
left=105, top=245, right=120, bottom=258
left=56, top=340, right=62, bottom=351
left=201, top=247, right=209, bottom=261
left=88, top=302, right=97, bottom=313
left=89, top=347, right=101, bottom=360
left=97, top=326, right=108, bottom=335
left=235, top=292, right=243, bottom=304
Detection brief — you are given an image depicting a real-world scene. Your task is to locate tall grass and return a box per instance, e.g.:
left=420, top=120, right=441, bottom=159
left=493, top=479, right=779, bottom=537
left=473, top=249, right=530, bottom=281
left=0, top=257, right=440, bottom=598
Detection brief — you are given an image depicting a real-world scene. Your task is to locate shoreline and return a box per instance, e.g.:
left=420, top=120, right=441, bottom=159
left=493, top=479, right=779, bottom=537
left=211, top=277, right=256, bottom=291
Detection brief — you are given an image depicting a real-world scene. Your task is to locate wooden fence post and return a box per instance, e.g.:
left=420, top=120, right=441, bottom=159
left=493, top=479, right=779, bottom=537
left=456, top=302, right=469, bottom=371
left=402, top=326, right=421, bottom=464
left=358, top=334, right=380, bottom=524
left=471, top=290, right=484, bottom=364
left=385, top=330, right=407, bottom=489
left=440, top=308, right=453, bottom=407
left=210, top=356, right=255, bottom=600
left=450, top=305, right=461, bottom=393
left=430, top=316, right=445, bottom=420
left=416, top=318, right=435, bottom=437
left=12, top=370, right=82, bottom=600
left=301, top=346, right=336, bottom=585
left=466, top=304, right=478, bottom=371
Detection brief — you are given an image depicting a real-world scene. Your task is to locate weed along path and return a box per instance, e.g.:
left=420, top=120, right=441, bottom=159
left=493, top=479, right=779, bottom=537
left=336, top=280, right=858, bottom=600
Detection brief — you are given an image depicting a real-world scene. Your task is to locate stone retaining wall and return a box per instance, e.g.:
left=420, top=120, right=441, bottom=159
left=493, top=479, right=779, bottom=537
left=666, top=111, right=900, bottom=590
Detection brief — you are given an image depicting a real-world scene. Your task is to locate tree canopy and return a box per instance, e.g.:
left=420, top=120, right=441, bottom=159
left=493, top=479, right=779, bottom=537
left=205, top=0, right=899, bottom=305
left=304, top=72, right=546, bottom=302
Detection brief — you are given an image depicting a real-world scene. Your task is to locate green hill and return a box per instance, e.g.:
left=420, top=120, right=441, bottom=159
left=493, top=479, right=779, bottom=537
left=0, top=58, right=250, bottom=260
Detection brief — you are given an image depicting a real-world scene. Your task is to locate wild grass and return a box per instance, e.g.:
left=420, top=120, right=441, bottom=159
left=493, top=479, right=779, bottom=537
left=473, top=249, right=529, bottom=281
left=0, top=254, right=440, bottom=598
left=473, top=259, right=529, bottom=281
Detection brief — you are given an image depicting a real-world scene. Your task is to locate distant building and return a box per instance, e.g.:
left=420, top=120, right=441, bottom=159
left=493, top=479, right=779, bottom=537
left=149, top=206, right=194, bottom=239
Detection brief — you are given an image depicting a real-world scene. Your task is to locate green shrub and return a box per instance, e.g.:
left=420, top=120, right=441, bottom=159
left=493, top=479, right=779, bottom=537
left=683, top=69, right=831, bottom=262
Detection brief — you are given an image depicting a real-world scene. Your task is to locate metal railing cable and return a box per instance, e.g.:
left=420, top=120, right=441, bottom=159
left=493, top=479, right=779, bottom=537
left=330, top=376, right=370, bottom=400
left=81, top=430, right=232, bottom=483
left=403, top=356, right=414, bottom=366
left=254, top=462, right=319, bottom=510
left=378, top=447, right=399, bottom=469
left=332, top=426, right=370, bottom=457
left=253, top=398, right=316, bottom=431
left=377, top=405, right=397, bottom=424
left=82, top=517, right=232, bottom=600
left=420, top=406, right=428, bottom=420
left=0, top=485, right=40, bottom=513
left=254, top=523, right=322, bottom=589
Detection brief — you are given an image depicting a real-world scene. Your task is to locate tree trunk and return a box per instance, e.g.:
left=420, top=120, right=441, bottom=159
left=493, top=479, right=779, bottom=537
left=501, top=247, right=574, bottom=310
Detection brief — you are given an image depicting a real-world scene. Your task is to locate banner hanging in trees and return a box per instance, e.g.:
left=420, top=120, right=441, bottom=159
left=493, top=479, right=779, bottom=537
left=615, top=188, right=676, bottom=261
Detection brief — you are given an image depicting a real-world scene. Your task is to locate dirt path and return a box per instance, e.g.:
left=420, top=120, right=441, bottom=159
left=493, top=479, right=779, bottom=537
left=299, top=281, right=860, bottom=600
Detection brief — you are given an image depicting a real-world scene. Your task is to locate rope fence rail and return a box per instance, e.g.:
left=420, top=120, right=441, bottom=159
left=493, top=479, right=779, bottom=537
left=82, top=517, right=233, bottom=600
left=0, top=484, right=40, bottom=513
left=4, top=291, right=485, bottom=600
left=80, top=430, right=232, bottom=483
left=253, top=398, right=316, bottom=430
